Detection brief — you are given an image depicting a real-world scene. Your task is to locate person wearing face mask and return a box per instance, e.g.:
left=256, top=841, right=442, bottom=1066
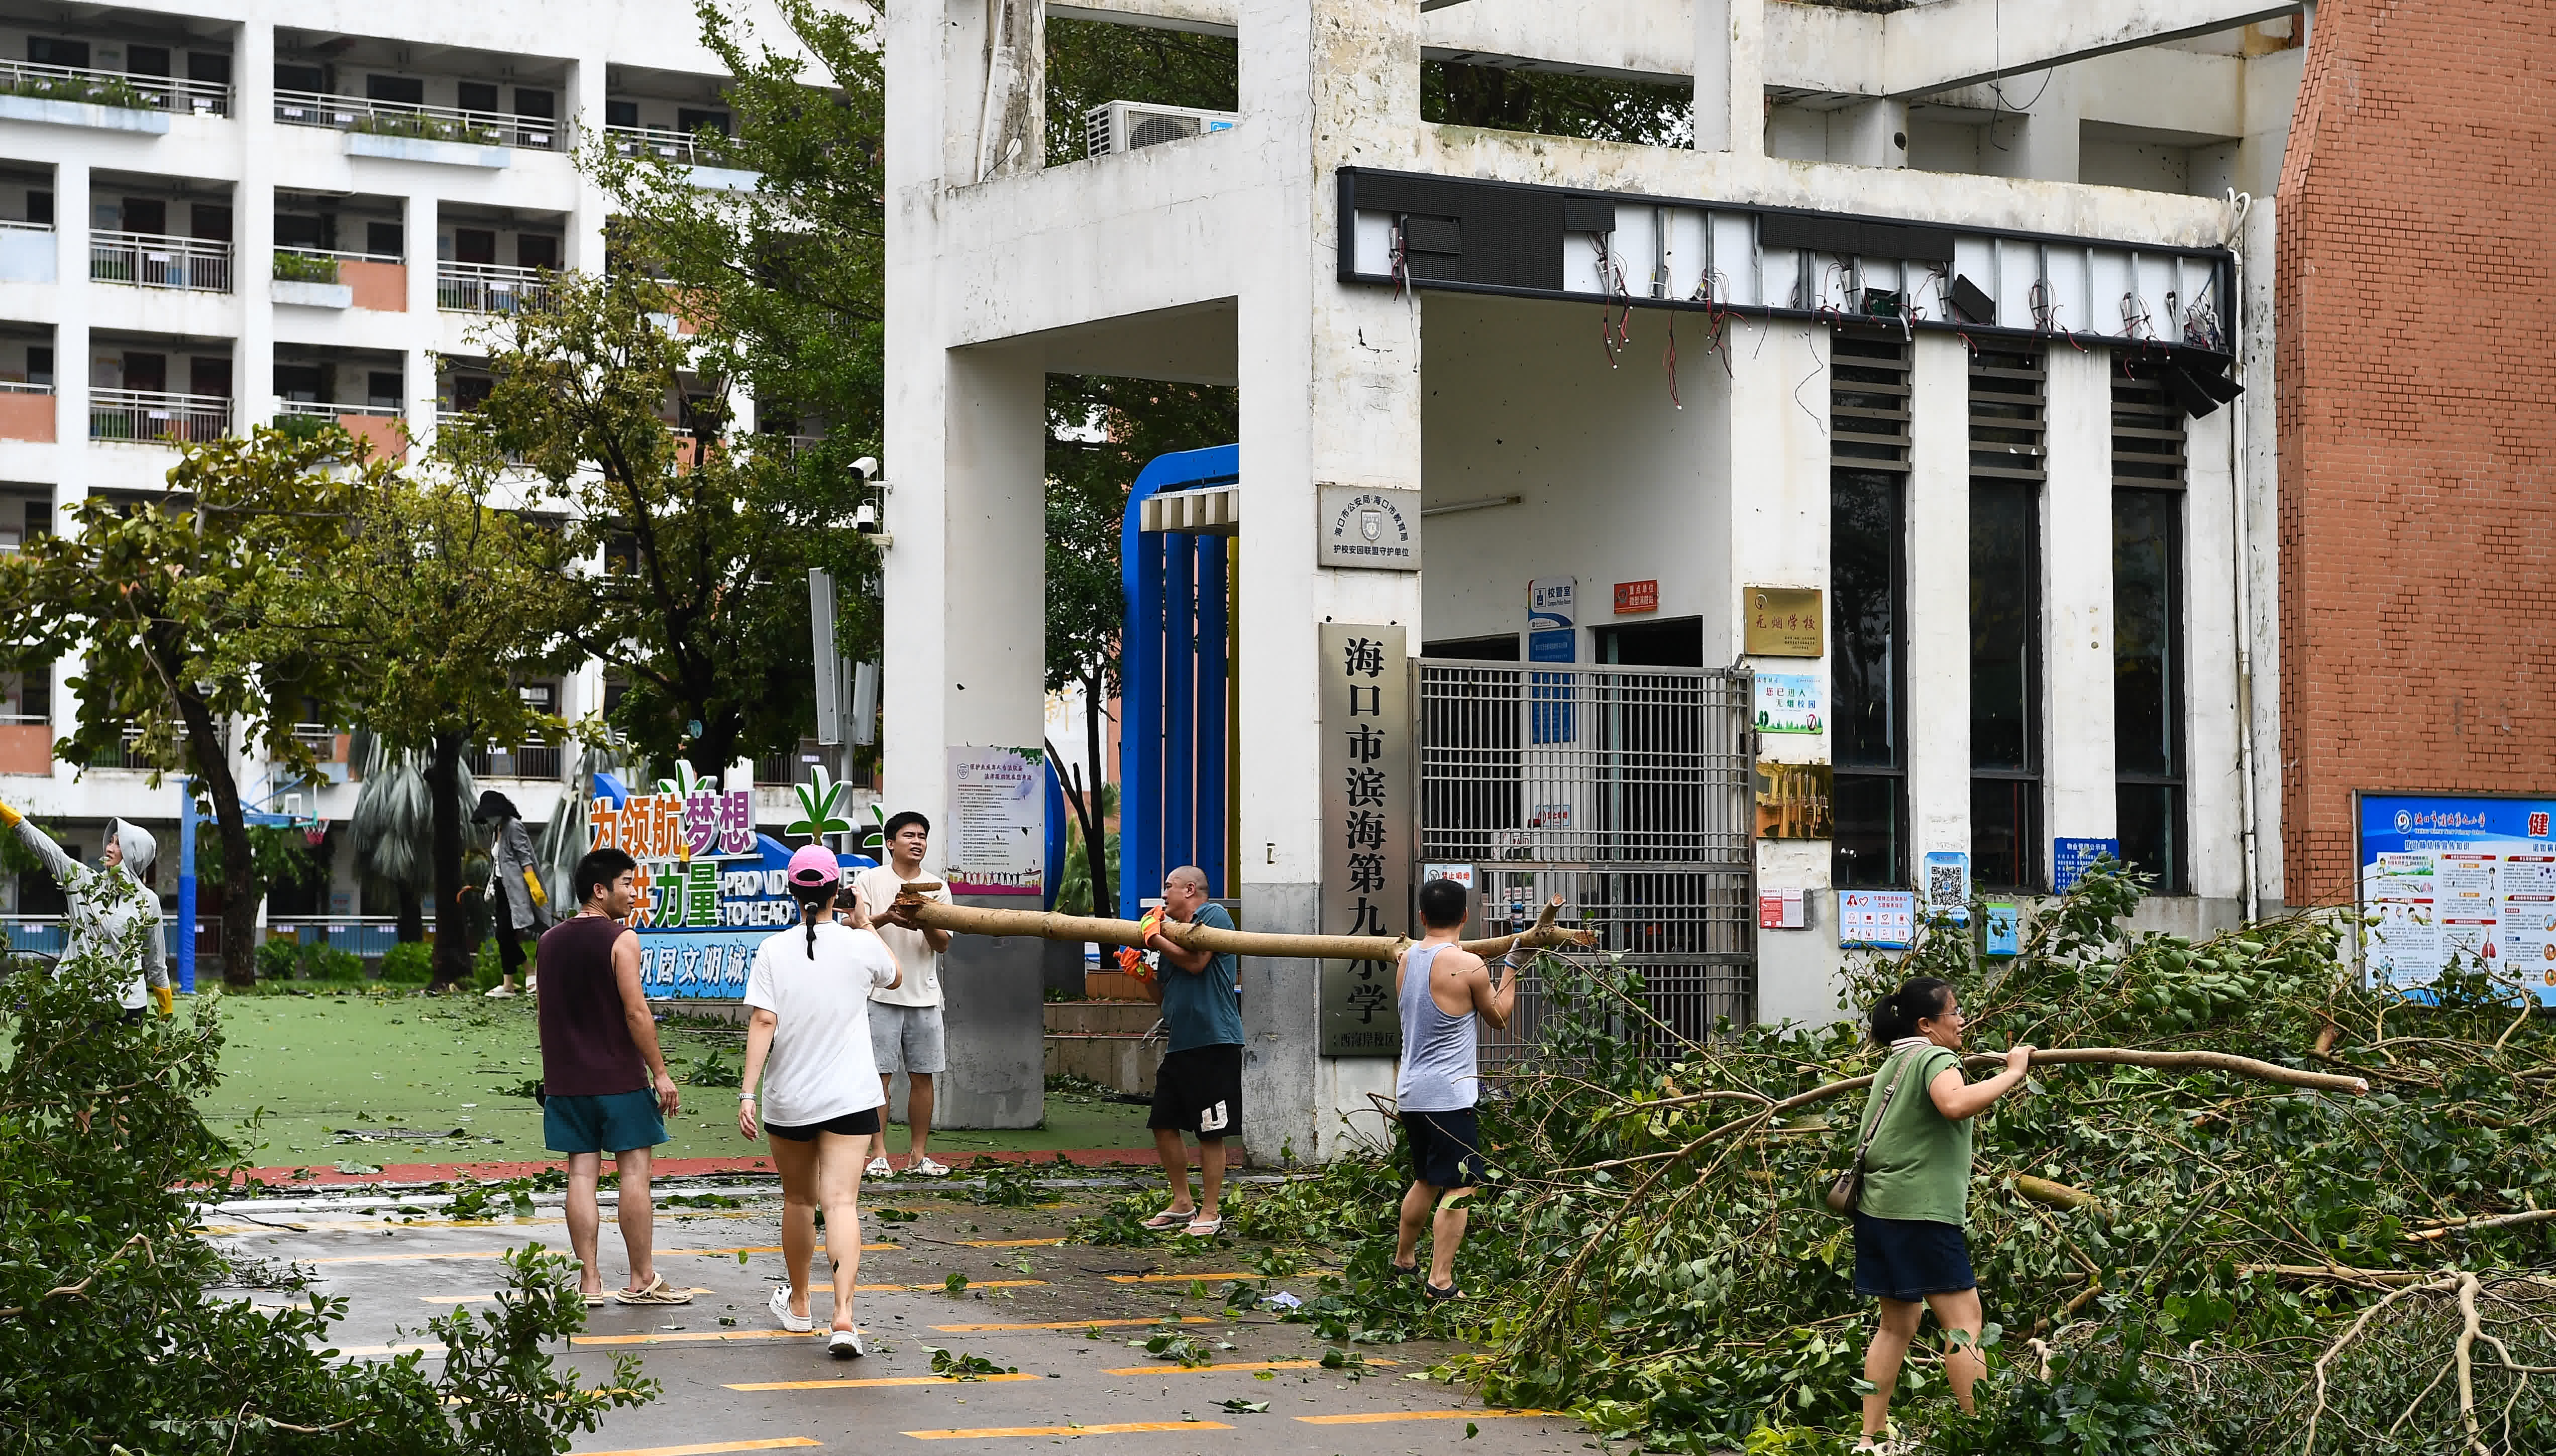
left=0, top=798, right=167, bottom=1018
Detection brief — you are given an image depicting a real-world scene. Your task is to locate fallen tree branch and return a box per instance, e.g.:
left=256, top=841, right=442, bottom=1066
left=2407, top=1208, right=2556, bottom=1243
left=0, top=1231, right=151, bottom=1319
left=2012, top=1175, right=2103, bottom=1215
left=894, top=887, right=1594, bottom=963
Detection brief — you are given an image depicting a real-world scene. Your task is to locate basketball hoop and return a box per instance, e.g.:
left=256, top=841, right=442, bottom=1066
left=303, top=821, right=328, bottom=848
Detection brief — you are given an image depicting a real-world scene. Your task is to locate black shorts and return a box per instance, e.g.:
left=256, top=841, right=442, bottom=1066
left=764, top=1106, right=884, bottom=1143
left=1149, top=1044, right=1242, bottom=1139
left=1850, top=1211, right=1977, bottom=1300
left=1401, top=1109, right=1486, bottom=1191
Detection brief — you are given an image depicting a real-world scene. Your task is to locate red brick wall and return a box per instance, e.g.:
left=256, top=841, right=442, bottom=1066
left=2275, top=0, right=2556, bottom=906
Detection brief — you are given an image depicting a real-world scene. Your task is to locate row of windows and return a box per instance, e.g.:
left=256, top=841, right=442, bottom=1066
left=1831, top=337, right=2188, bottom=895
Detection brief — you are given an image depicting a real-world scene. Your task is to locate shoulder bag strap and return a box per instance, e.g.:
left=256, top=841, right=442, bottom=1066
left=1849, top=1050, right=1925, bottom=1169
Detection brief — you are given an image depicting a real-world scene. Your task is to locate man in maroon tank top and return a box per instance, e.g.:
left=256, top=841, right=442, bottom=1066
left=538, top=847, right=690, bottom=1305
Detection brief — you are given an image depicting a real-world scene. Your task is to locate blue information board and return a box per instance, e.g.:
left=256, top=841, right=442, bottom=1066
left=1981, top=902, right=2021, bottom=958
left=2359, top=793, right=2556, bottom=1004
left=2053, top=837, right=2122, bottom=892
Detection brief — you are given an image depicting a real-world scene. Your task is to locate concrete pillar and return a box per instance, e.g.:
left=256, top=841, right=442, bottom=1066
left=1905, top=333, right=1969, bottom=871
left=1833, top=98, right=1908, bottom=170
left=2041, top=343, right=2114, bottom=867
left=53, top=160, right=88, bottom=507
left=2181, top=395, right=2241, bottom=908
left=566, top=54, right=610, bottom=273
left=403, top=191, right=437, bottom=444
left=1694, top=0, right=1766, bottom=156
left=1724, top=320, right=1830, bottom=1028
left=1228, top=0, right=1428, bottom=1165
left=234, top=19, right=275, bottom=429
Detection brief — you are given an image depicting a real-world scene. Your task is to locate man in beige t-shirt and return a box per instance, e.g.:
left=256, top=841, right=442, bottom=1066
left=853, top=811, right=954, bottom=1177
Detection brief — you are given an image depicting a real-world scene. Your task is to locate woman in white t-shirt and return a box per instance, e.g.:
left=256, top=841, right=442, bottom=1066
left=737, top=845, right=901, bottom=1358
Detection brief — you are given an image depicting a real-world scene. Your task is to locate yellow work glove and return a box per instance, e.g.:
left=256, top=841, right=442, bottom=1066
left=151, top=985, right=174, bottom=1017
left=524, top=868, right=549, bottom=908
left=0, top=798, right=21, bottom=828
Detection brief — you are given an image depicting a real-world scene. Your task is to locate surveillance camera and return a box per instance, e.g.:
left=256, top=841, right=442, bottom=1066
left=851, top=456, right=879, bottom=481
left=854, top=502, right=880, bottom=532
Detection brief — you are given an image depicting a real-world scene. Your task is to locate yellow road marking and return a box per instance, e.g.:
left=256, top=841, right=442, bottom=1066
left=960, top=1238, right=1065, bottom=1247
left=422, top=1289, right=717, bottom=1304
left=662, top=1245, right=902, bottom=1256
left=308, top=1249, right=511, bottom=1265
left=904, top=1421, right=1232, bottom=1440
left=1103, top=1358, right=1396, bottom=1376
left=1293, top=1409, right=1557, bottom=1425
left=576, top=1441, right=820, bottom=1455
left=727, top=1374, right=1042, bottom=1391
left=931, top=1317, right=1214, bottom=1332
left=572, top=1329, right=829, bottom=1348
left=580, top=1430, right=818, bottom=1440
left=1102, top=1272, right=1262, bottom=1284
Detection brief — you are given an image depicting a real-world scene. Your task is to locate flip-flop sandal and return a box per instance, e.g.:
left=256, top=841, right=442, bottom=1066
left=1389, top=1261, right=1419, bottom=1279
left=1141, top=1209, right=1194, bottom=1231
left=613, top=1273, right=694, bottom=1306
left=1423, top=1280, right=1461, bottom=1302
left=1184, top=1215, right=1223, bottom=1238
left=581, top=1292, right=608, bottom=1308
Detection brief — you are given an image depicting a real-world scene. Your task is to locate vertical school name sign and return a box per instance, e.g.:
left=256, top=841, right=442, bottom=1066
left=1320, top=623, right=1411, bottom=1057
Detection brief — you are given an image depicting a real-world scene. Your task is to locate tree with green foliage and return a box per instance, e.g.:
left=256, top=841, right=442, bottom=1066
left=444, top=268, right=854, bottom=781
left=0, top=931, right=653, bottom=1449
left=1043, top=16, right=1237, bottom=166
left=1421, top=60, right=1693, bottom=145
left=280, top=471, right=573, bottom=988
left=0, top=427, right=375, bottom=987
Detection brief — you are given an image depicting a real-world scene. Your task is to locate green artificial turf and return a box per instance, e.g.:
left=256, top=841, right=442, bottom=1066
left=192, top=992, right=1151, bottom=1170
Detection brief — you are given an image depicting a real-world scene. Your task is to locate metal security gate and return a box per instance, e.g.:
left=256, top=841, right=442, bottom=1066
left=1416, top=659, right=1756, bottom=1064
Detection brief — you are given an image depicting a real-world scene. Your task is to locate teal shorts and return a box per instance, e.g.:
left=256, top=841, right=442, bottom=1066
left=543, top=1087, right=667, bottom=1156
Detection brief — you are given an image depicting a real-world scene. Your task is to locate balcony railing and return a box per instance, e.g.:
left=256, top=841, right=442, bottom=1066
left=91, top=231, right=233, bottom=293
left=0, top=57, right=230, bottom=116
left=0, top=380, right=53, bottom=394
left=91, top=389, right=229, bottom=445
left=471, top=742, right=564, bottom=780
left=278, top=399, right=401, bottom=419
left=605, top=123, right=715, bottom=166
left=272, top=89, right=562, bottom=151
left=437, top=261, right=551, bottom=314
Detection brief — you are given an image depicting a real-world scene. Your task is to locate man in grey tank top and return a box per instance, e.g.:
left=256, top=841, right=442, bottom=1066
left=1392, top=876, right=1521, bottom=1300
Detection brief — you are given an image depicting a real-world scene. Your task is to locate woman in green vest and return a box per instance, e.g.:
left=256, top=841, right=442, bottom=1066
left=1850, top=976, right=2033, bottom=1452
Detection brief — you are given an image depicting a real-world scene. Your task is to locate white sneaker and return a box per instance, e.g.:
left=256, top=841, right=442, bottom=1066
left=910, top=1157, right=950, bottom=1178
left=865, top=1157, right=893, bottom=1178
left=769, top=1286, right=811, bottom=1333
left=483, top=985, right=516, bottom=998
left=827, top=1327, right=867, bottom=1359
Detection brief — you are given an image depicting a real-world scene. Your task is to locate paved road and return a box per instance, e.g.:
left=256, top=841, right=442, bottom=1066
left=201, top=1178, right=1586, bottom=1456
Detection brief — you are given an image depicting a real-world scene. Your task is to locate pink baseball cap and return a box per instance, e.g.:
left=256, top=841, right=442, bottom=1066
left=786, top=844, right=841, bottom=888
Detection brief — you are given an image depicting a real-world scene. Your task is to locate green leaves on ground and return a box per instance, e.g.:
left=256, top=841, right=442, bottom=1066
left=1232, top=864, right=2556, bottom=1451
left=926, top=1347, right=1017, bottom=1380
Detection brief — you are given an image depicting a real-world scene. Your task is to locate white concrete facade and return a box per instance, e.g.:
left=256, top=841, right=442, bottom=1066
left=888, top=0, right=2305, bottom=1161
left=0, top=0, right=779, bottom=924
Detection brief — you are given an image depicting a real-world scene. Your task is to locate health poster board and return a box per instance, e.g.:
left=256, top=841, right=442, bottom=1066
left=1839, top=889, right=1917, bottom=950
left=2358, top=793, right=2556, bottom=1004
left=946, top=746, right=1045, bottom=895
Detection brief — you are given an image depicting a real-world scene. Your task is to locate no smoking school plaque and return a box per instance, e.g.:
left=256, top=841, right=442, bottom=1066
left=1743, top=586, right=1825, bottom=657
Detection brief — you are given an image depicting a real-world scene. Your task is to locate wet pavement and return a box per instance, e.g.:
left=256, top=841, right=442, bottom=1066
left=198, top=1174, right=1591, bottom=1455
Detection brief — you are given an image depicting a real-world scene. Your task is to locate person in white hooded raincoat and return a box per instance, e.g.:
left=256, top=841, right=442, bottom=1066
left=0, top=797, right=168, bottom=1017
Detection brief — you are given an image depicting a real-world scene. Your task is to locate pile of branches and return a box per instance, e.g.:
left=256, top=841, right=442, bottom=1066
left=0, top=940, right=657, bottom=1453
left=1259, top=867, right=2556, bottom=1453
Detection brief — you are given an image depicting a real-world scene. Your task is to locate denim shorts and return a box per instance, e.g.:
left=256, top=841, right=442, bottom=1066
left=1851, top=1210, right=1977, bottom=1300
left=542, top=1087, right=667, bottom=1156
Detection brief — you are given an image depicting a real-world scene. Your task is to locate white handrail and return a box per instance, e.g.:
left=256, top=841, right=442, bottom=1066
left=272, top=89, right=562, bottom=151
left=91, top=230, right=233, bottom=293
left=436, top=260, right=554, bottom=313
left=278, top=400, right=402, bottom=419
left=90, top=389, right=231, bottom=445
left=0, top=57, right=230, bottom=115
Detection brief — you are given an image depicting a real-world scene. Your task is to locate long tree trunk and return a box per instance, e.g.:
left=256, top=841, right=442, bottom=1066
left=395, top=884, right=424, bottom=943
left=1048, top=738, right=1102, bottom=919
left=172, top=689, right=258, bottom=988
left=423, top=730, right=470, bottom=989
left=1082, top=676, right=1111, bottom=916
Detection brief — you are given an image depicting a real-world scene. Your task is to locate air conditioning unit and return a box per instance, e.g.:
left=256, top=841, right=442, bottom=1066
left=1084, top=100, right=1237, bottom=159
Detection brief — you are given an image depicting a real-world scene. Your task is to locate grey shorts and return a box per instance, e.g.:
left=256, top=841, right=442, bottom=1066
left=870, top=1002, right=947, bottom=1075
